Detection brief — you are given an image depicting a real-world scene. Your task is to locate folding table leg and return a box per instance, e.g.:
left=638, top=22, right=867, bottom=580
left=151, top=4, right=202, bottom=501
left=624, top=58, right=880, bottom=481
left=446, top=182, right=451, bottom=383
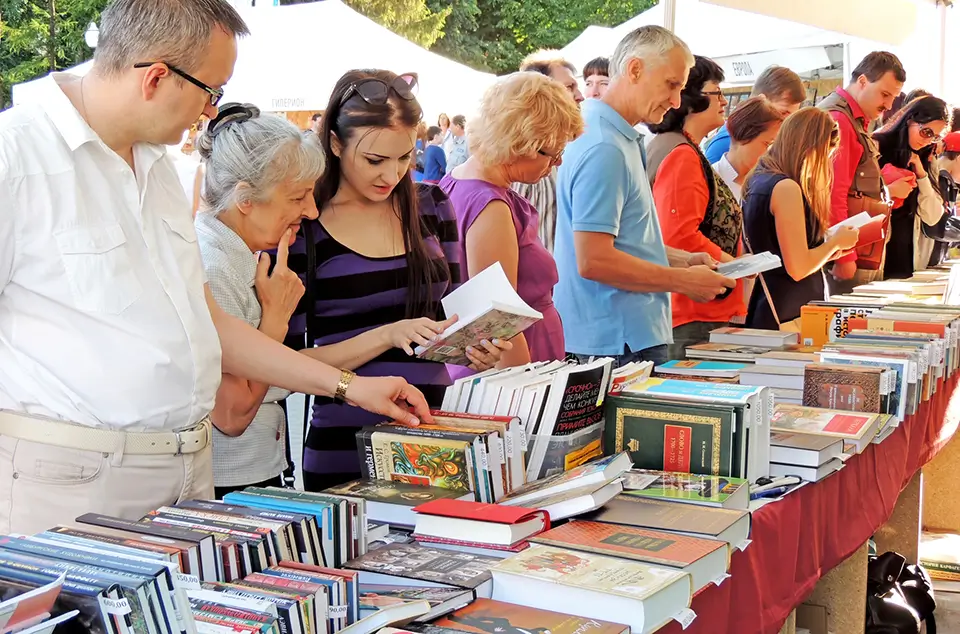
left=777, top=609, right=796, bottom=634
left=805, top=540, right=869, bottom=634
left=922, top=429, right=960, bottom=532
left=874, top=471, right=923, bottom=563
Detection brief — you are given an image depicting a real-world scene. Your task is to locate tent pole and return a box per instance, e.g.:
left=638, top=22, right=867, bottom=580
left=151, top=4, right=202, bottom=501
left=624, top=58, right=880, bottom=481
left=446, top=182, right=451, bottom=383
left=663, top=0, right=677, bottom=31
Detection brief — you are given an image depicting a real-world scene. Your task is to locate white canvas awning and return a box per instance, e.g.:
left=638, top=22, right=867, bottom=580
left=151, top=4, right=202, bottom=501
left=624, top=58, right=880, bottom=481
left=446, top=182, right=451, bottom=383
left=700, top=0, right=919, bottom=46
left=223, top=0, right=496, bottom=118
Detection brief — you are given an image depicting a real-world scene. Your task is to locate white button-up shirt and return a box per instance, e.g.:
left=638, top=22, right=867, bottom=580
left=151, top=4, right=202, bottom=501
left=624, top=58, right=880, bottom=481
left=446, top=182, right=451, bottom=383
left=0, top=73, right=222, bottom=431
left=712, top=154, right=742, bottom=201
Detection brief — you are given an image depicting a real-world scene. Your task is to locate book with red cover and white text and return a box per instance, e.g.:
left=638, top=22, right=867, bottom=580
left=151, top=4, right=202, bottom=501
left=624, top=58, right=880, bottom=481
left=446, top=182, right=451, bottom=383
left=412, top=500, right=548, bottom=546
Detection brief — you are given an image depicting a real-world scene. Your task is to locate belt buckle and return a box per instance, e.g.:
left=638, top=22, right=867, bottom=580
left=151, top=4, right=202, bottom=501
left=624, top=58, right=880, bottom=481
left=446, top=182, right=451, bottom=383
left=174, top=431, right=185, bottom=456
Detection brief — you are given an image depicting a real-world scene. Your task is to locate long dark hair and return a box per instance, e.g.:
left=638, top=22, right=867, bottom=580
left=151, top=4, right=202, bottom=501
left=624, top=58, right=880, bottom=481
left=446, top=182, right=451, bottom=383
left=873, top=95, right=950, bottom=173
left=316, top=69, right=449, bottom=319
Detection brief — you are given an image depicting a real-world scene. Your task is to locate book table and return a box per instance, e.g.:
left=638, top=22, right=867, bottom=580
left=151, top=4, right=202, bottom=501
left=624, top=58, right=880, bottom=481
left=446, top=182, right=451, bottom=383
left=653, top=373, right=960, bottom=634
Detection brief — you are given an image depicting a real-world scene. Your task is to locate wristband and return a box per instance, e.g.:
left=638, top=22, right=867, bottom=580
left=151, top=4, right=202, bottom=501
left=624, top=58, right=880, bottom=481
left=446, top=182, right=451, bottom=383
left=334, top=369, right=355, bottom=403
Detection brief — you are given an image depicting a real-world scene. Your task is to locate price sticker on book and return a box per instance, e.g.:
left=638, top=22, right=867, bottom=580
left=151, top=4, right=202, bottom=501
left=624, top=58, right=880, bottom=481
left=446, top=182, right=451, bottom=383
left=737, top=538, right=752, bottom=551
left=100, top=597, right=132, bottom=615
left=674, top=608, right=697, bottom=630
left=713, top=573, right=732, bottom=587
left=175, top=573, right=201, bottom=590
left=328, top=605, right=349, bottom=619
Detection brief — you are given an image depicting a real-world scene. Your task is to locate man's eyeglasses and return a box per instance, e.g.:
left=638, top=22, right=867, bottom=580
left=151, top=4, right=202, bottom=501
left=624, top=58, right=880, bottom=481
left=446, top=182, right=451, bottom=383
left=134, top=62, right=224, bottom=106
left=340, top=73, right=419, bottom=107
left=538, top=148, right=564, bottom=164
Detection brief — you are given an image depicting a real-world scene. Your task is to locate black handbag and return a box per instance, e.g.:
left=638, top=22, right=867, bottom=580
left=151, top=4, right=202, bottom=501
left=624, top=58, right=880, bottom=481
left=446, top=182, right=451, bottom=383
left=921, top=214, right=960, bottom=242
left=866, top=552, right=937, bottom=634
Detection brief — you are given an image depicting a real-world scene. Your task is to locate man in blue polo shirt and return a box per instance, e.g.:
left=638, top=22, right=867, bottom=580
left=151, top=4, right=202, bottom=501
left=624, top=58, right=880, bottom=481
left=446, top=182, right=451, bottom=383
left=554, top=25, right=735, bottom=367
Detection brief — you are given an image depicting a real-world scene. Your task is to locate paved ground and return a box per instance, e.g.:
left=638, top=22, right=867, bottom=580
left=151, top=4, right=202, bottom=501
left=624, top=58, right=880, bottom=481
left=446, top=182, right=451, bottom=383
left=936, top=590, right=960, bottom=630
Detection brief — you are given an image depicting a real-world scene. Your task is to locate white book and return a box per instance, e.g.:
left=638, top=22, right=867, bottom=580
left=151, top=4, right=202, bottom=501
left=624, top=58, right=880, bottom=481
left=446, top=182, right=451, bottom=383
left=716, top=251, right=781, bottom=279
left=415, top=263, right=542, bottom=365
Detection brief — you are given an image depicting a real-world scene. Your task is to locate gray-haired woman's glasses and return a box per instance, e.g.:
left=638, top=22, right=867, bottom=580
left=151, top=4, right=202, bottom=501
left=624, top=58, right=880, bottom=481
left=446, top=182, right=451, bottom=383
left=134, top=62, right=225, bottom=106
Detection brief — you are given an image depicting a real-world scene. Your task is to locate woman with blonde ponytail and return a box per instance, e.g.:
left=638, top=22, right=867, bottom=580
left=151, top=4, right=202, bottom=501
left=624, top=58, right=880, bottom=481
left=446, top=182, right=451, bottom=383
left=741, top=108, right=860, bottom=329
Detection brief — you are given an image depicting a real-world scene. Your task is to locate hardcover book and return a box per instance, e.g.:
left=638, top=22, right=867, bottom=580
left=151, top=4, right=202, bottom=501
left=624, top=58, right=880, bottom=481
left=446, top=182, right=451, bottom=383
left=528, top=520, right=728, bottom=592
left=604, top=397, right=735, bottom=477
left=620, top=469, right=749, bottom=510
left=770, top=405, right=881, bottom=451
left=802, top=364, right=884, bottom=413
left=434, top=598, right=629, bottom=634
left=344, top=544, right=499, bottom=591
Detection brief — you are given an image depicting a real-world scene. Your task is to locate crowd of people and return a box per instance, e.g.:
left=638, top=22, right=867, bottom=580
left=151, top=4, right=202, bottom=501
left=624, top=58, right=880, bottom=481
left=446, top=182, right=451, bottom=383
left=1, top=0, right=958, bottom=533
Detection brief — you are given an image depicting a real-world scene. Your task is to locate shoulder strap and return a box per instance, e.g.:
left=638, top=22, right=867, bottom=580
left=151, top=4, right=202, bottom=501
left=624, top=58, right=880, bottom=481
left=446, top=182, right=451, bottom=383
left=741, top=190, right=783, bottom=328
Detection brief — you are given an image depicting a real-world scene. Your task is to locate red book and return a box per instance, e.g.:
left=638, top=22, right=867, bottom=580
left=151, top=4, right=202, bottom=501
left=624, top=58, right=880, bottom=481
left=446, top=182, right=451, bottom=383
left=412, top=499, right=549, bottom=546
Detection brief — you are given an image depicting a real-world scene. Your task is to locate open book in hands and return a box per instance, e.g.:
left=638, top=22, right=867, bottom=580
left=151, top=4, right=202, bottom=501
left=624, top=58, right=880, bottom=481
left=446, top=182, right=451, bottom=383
left=827, top=211, right=887, bottom=257
left=716, top=251, right=782, bottom=279
left=415, top=262, right=543, bottom=366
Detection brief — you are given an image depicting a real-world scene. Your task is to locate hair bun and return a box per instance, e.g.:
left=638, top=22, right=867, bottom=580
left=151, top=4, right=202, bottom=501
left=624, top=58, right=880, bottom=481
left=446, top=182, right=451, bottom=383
left=196, top=103, right=260, bottom=161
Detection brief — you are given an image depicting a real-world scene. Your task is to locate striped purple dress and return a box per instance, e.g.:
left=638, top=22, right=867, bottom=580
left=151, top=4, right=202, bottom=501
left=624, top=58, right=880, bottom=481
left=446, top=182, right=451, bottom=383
left=287, top=185, right=461, bottom=491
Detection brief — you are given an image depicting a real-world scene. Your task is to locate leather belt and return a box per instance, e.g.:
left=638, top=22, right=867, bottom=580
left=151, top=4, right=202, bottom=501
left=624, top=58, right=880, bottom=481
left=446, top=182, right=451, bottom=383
left=0, top=410, right=211, bottom=456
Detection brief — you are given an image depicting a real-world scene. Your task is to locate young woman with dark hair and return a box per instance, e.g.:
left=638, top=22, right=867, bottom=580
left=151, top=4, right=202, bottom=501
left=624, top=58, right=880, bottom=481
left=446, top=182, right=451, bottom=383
left=292, top=70, right=509, bottom=490
left=872, top=95, right=950, bottom=278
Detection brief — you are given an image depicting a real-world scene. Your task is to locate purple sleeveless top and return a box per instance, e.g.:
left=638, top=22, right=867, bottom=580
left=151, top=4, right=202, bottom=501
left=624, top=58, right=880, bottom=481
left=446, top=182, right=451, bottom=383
left=439, top=174, right=565, bottom=363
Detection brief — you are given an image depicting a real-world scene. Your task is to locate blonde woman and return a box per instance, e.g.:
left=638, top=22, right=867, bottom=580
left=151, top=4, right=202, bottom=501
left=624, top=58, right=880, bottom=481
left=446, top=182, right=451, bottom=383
left=440, top=72, right=584, bottom=365
left=742, top=108, right=860, bottom=329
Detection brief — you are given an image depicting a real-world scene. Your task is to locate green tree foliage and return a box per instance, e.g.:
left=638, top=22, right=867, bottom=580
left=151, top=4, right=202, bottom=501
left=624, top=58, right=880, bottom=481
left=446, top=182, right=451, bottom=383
left=343, top=0, right=451, bottom=48
left=0, top=0, right=107, bottom=108
left=428, top=0, right=657, bottom=74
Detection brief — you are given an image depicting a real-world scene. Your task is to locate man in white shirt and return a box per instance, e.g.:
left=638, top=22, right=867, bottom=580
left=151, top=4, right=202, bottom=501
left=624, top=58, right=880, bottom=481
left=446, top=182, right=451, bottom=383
left=443, top=115, right=470, bottom=170
left=0, top=0, right=431, bottom=534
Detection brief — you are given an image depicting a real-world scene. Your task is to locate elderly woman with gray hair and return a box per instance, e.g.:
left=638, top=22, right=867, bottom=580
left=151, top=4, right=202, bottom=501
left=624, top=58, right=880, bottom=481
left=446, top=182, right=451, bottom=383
left=196, top=104, right=455, bottom=497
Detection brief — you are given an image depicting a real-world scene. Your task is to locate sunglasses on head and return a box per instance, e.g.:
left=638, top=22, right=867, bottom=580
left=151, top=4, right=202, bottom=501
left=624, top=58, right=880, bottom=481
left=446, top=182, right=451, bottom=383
left=339, top=73, right=419, bottom=107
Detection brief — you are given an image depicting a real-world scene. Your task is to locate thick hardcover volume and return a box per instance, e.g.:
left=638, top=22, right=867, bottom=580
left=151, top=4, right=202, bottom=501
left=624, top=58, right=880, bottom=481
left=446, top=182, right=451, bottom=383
left=530, top=520, right=727, bottom=569
left=587, top=495, right=748, bottom=539
left=434, top=598, right=629, bottom=634
left=802, top=364, right=884, bottom=413
left=412, top=500, right=547, bottom=527
left=621, top=470, right=748, bottom=507
left=344, top=544, right=499, bottom=590
left=604, top=396, right=734, bottom=477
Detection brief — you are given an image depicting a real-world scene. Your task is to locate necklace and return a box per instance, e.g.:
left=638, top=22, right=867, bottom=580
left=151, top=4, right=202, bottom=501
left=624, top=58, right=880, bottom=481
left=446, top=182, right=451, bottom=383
left=78, top=75, right=90, bottom=124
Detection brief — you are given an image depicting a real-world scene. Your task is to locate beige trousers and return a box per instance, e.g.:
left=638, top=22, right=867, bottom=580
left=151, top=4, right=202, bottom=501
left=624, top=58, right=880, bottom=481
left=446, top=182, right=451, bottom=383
left=0, top=435, right=214, bottom=535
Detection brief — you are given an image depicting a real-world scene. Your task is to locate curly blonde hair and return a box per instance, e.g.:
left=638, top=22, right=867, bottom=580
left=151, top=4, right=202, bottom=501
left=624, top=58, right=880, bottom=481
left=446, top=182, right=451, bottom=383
left=468, top=72, right=584, bottom=166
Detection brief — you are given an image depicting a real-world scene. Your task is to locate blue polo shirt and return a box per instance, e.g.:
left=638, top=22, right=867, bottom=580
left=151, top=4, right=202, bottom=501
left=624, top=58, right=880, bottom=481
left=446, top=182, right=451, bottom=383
left=704, top=124, right=731, bottom=164
left=554, top=99, right=672, bottom=356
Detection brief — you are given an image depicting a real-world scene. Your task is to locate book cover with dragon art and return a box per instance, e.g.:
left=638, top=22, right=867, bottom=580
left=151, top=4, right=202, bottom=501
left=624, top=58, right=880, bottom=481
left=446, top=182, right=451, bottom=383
left=370, top=432, right=475, bottom=494
left=604, top=396, right=735, bottom=477
left=434, top=598, right=628, bottom=634
left=802, top=364, right=884, bottom=413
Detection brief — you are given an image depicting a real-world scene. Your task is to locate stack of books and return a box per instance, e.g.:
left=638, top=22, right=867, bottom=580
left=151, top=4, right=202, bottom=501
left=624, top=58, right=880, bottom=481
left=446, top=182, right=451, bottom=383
left=604, top=378, right=773, bottom=482
left=410, top=500, right=549, bottom=558
left=438, top=359, right=616, bottom=484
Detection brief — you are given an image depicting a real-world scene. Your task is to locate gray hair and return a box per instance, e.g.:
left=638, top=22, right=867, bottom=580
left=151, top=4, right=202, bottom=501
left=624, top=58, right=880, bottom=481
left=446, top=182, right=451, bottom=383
left=610, top=26, right=693, bottom=79
left=95, top=0, right=249, bottom=75
left=197, top=105, right=325, bottom=215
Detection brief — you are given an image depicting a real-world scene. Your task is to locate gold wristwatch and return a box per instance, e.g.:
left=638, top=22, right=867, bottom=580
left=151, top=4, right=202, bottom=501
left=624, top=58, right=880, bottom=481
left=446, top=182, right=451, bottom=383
left=335, top=369, right=355, bottom=403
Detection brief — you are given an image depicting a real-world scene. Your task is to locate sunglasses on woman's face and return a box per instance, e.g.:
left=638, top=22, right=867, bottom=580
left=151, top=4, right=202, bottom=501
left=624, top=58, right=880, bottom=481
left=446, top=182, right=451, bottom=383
left=340, top=73, right=419, bottom=107
left=914, top=123, right=943, bottom=141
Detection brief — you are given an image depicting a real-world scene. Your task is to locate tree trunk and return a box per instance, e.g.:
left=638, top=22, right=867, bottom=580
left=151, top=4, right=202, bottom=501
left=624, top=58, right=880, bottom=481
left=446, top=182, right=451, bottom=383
left=48, top=0, right=56, bottom=72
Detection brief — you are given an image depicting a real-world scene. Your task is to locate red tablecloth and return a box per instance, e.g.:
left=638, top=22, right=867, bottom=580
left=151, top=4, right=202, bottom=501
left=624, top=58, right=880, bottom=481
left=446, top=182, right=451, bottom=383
left=657, top=374, right=960, bottom=634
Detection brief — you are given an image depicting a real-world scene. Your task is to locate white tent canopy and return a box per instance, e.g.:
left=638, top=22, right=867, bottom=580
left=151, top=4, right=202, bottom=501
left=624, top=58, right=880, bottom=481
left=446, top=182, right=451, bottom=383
left=560, top=0, right=869, bottom=81
left=223, top=0, right=496, bottom=118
